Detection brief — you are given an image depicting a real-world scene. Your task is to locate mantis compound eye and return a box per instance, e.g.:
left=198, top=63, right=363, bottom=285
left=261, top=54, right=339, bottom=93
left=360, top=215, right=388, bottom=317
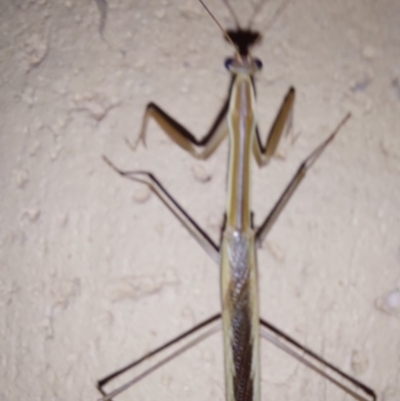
left=224, top=58, right=235, bottom=70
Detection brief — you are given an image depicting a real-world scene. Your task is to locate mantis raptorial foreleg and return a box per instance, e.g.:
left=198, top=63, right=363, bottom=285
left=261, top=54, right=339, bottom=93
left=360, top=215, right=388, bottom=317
left=253, top=86, right=295, bottom=166
left=134, top=86, right=295, bottom=163
left=134, top=97, right=230, bottom=159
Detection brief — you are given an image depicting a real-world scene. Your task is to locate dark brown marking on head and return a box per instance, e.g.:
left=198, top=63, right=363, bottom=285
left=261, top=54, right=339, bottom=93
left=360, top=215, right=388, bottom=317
left=226, top=28, right=262, bottom=56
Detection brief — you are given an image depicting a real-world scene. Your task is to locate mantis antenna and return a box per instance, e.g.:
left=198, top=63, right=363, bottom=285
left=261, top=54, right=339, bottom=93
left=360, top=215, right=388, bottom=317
left=197, top=0, right=241, bottom=57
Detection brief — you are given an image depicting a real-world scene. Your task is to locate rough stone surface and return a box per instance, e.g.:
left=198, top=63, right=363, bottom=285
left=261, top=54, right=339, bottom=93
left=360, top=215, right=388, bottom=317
left=0, top=1, right=399, bottom=400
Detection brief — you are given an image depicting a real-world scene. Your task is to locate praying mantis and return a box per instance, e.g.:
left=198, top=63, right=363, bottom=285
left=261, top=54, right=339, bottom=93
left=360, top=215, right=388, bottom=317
left=97, top=1, right=376, bottom=400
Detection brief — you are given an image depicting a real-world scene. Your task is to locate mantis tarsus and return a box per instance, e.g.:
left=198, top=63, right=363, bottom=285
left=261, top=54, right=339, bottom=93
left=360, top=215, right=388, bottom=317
left=97, top=1, right=376, bottom=400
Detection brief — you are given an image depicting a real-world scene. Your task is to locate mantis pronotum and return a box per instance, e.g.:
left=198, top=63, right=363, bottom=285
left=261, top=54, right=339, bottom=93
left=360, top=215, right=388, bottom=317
left=97, top=1, right=376, bottom=400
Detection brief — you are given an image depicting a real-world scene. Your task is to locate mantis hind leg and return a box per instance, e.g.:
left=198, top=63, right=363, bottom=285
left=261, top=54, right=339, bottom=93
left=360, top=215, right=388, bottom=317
left=260, top=318, right=376, bottom=401
left=97, top=314, right=221, bottom=401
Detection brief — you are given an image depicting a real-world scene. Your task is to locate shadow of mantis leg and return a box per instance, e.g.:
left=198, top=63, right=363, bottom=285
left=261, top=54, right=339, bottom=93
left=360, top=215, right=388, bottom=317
left=255, top=113, right=351, bottom=247
left=104, top=157, right=220, bottom=264
left=259, top=318, right=376, bottom=401
left=253, top=87, right=295, bottom=167
left=131, top=96, right=230, bottom=160
left=98, top=314, right=221, bottom=401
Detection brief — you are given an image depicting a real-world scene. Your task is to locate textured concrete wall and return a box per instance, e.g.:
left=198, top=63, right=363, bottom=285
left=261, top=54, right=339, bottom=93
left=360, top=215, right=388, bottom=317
left=0, top=0, right=399, bottom=400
